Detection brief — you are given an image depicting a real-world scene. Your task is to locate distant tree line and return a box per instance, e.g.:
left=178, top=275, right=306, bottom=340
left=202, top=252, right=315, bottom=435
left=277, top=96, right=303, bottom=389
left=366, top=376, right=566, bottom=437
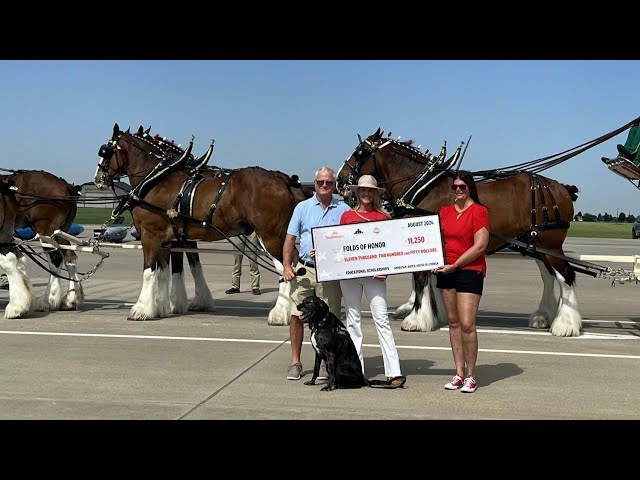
left=574, top=212, right=636, bottom=222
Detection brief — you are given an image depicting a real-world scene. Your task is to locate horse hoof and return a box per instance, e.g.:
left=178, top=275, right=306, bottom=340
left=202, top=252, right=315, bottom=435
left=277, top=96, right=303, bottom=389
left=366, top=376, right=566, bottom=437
left=4, top=306, right=30, bottom=319
left=128, top=307, right=151, bottom=321
left=529, top=314, right=550, bottom=329
left=33, top=298, right=51, bottom=312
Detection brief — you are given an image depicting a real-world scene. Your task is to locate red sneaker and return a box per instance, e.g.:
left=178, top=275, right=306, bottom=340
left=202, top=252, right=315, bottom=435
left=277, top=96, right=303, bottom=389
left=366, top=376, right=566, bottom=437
left=444, top=375, right=464, bottom=390
left=461, top=376, right=477, bottom=393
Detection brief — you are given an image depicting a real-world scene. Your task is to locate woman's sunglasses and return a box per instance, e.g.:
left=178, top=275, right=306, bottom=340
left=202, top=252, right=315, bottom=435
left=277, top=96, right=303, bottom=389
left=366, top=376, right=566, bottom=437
left=451, top=184, right=467, bottom=191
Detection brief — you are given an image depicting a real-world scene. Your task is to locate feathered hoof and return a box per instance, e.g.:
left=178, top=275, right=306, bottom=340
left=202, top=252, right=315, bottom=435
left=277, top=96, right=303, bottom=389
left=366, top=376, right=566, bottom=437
left=128, top=305, right=153, bottom=321
left=4, top=304, right=31, bottom=319
left=529, top=312, right=551, bottom=329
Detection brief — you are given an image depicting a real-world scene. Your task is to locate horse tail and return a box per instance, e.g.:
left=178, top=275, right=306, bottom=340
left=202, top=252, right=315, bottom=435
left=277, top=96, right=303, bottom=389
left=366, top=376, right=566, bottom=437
left=562, top=184, right=579, bottom=201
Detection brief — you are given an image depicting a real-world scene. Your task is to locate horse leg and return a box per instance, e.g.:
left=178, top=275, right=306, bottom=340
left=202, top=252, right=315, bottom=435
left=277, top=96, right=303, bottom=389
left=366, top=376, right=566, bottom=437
left=549, top=264, right=582, bottom=337
left=0, top=250, right=34, bottom=318
left=267, top=258, right=292, bottom=326
left=268, top=281, right=293, bottom=326
left=394, top=274, right=416, bottom=319
left=34, top=247, right=64, bottom=312
left=129, top=240, right=167, bottom=321
left=400, top=271, right=445, bottom=332
left=60, top=248, right=84, bottom=311
left=529, top=259, right=557, bottom=329
left=169, top=250, right=189, bottom=314
left=186, top=251, right=215, bottom=312
left=154, top=247, right=171, bottom=318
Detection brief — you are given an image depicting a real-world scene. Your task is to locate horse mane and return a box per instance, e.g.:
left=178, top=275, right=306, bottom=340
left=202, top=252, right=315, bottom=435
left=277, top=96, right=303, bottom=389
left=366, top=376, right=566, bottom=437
left=130, top=125, right=185, bottom=156
left=370, top=129, right=432, bottom=161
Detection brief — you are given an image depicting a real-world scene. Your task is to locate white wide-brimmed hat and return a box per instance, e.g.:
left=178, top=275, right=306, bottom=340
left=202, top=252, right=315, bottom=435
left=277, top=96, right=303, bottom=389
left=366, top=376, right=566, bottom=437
left=349, top=174, right=385, bottom=193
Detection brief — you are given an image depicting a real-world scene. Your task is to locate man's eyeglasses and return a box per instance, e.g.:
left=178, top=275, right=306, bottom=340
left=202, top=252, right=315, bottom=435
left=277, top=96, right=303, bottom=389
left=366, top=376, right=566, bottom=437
left=451, top=184, right=467, bottom=191
left=315, top=180, right=336, bottom=186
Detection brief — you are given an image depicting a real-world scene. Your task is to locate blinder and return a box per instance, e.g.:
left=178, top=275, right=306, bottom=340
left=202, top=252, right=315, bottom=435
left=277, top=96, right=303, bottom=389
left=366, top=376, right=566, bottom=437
left=338, top=138, right=380, bottom=197
left=98, top=143, right=114, bottom=160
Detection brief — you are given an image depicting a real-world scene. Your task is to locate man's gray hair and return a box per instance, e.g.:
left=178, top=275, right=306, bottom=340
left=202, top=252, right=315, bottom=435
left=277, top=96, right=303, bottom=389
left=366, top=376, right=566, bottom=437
left=314, top=166, right=337, bottom=181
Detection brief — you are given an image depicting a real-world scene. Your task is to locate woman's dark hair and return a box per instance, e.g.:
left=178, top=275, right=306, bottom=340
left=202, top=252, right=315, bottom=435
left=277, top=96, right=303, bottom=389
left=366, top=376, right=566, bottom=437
left=454, top=170, right=483, bottom=206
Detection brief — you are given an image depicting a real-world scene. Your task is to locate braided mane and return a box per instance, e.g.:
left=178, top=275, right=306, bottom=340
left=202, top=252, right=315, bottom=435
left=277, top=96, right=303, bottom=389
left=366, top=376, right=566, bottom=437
left=132, top=125, right=186, bottom=157
left=384, top=137, right=432, bottom=160
left=372, top=130, right=433, bottom=161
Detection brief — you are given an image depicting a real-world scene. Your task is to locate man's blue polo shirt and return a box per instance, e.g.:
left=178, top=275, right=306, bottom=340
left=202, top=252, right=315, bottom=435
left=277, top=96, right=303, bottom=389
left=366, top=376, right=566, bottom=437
left=287, top=194, right=350, bottom=264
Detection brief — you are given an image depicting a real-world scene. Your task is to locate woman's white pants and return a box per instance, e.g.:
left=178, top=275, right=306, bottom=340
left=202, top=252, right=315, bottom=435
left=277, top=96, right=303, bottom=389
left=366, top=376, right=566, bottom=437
left=339, top=277, right=402, bottom=378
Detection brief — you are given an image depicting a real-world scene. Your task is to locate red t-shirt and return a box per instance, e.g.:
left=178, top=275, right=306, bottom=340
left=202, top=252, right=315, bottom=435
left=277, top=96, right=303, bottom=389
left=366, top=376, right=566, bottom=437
left=439, top=203, right=491, bottom=277
left=340, top=210, right=388, bottom=224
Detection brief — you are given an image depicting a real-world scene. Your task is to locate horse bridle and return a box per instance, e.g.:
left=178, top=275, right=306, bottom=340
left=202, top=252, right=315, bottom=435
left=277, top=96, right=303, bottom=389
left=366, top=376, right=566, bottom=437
left=339, top=136, right=436, bottom=197
left=338, top=136, right=389, bottom=197
left=96, top=131, right=171, bottom=186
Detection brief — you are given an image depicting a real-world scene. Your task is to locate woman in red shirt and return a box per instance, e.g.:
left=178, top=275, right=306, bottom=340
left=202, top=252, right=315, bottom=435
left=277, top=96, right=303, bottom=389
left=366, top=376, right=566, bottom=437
left=339, top=175, right=405, bottom=388
left=433, top=171, right=490, bottom=393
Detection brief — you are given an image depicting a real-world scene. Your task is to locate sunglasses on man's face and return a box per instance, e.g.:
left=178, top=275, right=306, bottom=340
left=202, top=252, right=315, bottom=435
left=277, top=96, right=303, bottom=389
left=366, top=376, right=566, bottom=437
left=315, top=180, right=335, bottom=187
left=451, top=183, right=467, bottom=191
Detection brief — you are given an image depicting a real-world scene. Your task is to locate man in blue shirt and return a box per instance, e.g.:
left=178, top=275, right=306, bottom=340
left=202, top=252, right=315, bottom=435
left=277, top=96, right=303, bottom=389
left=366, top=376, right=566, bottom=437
left=282, top=166, right=350, bottom=380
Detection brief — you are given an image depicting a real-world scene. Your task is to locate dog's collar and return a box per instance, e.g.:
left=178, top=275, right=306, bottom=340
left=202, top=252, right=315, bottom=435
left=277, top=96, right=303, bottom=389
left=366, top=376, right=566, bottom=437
left=310, top=313, right=330, bottom=331
left=310, top=313, right=347, bottom=335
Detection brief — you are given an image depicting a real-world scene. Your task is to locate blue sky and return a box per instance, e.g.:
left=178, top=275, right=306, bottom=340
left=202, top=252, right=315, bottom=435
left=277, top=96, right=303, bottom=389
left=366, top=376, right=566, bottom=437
left=2, top=60, right=639, bottom=216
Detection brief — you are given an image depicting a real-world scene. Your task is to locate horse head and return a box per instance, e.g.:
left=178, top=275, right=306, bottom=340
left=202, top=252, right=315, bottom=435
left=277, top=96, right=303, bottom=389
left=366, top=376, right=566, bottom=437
left=336, top=128, right=440, bottom=210
left=336, top=127, right=386, bottom=199
left=94, top=123, right=125, bottom=190
left=94, top=123, right=187, bottom=191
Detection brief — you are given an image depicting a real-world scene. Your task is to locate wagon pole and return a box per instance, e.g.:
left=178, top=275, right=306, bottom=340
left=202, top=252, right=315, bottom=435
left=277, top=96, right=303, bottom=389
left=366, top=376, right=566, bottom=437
left=27, top=230, right=280, bottom=273
left=22, top=231, right=110, bottom=283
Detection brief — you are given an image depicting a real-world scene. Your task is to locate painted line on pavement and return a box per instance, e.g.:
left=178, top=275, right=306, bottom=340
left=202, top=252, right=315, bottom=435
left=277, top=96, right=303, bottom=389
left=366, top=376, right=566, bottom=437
left=0, top=330, right=638, bottom=360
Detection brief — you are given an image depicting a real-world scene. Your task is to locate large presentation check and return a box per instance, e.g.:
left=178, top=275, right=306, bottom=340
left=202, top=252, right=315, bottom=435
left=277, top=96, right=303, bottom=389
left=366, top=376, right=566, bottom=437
left=311, top=215, right=445, bottom=282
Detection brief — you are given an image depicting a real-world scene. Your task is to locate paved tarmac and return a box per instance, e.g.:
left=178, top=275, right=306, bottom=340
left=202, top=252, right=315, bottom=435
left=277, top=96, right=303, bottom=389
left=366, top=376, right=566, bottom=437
left=1, top=230, right=639, bottom=419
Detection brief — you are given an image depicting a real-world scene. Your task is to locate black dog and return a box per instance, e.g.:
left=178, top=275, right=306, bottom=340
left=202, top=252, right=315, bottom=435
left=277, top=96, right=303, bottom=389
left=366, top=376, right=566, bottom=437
left=297, top=295, right=406, bottom=391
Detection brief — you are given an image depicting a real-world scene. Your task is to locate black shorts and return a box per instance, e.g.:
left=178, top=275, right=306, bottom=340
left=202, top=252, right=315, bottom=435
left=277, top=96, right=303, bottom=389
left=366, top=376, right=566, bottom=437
left=435, top=269, right=484, bottom=295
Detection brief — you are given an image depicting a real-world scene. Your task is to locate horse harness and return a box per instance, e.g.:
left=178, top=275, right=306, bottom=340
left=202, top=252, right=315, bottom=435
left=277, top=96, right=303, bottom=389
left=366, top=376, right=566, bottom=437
left=168, top=168, right=236, bottom=242
left=344, top=137, right=578, bottom=262
left=100, top=131, right=238, bottom=242
left=483, top=171, right=570, bottom=255
left=343, top=135, right=465, bottom=216
left=100, top=130, right=305, bottom=246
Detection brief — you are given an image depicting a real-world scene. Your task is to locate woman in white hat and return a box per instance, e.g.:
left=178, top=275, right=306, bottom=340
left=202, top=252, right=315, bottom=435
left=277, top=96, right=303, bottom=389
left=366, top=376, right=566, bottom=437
left=339, top=175, right=405, bottom=388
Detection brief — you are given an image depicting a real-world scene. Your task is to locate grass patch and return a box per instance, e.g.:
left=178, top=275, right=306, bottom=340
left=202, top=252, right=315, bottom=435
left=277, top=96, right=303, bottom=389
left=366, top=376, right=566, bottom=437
left=75, top=207, right=132, bottom=224
left=567, top=222, right=632, bottom=239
